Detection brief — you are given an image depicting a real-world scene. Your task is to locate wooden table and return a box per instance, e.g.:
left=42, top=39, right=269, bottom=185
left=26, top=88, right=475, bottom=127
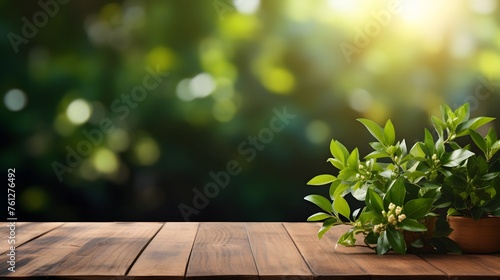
left=1, top=222, right=499, bottom=279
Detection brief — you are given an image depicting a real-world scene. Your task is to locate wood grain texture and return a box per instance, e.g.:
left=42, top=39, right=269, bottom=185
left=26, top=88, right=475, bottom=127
left=1, top=222, right=499, bottom=279
left=185, top=222, right=258, bottom=280
left=465, top=254, right=500, bottom=275
left=1, top=222, right=64, bottom=253
left=325, top=227, right=446, bottom=280
left=245, top=222, right=313, bottom=280
left=127, top=222, right=199, bottom=280
left=283, top=223, right=368, bottom=279
left=0, top=222, right=162, bottom=278
left=421, top=254, right=500, bottom=280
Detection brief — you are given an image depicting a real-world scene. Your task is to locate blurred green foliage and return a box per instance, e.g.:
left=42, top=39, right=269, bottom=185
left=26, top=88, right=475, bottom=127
left=1, top=0, right=499, bottom=221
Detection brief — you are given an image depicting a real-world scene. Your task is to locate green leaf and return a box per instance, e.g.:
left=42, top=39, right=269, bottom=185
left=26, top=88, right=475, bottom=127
left=357, top=118, right=386, bottom=144
left=487, top=127, right=498, bottom=142
left=304, top=195, right=333, bottom=213
left=423, top=128, right=435, bottom=155
left=387, top=226, right=406, bottom=254
left=384, top=177, right=406, bottom=209
left=307, top=212, right=332, bottom=221
left=376, top=231, right=391, bottom=255
left=330, top=140, right=349, bottom=163
left=442, top=149, right=474, bottom=167
left=365, top=150, right=390, bottom=159
left=469, top=129, right=487, bottom=155
left=402, top=198, right=434, bottom=219
left=447, top=208, right=460, bottom=216
left=318, top=218, right=337, bottom=239
left=333, top=194, right=351, bottom=220
left=366, top=188, right=384, bottom=214
left=398, top=218, right=428, bottom=232
left=327, top=158, right=344, bottom=170
left=456, top=117, right=495, bottom=137
left=307, top=174, right=337, bottom=186
left=384, top=119, right=396, bottom=145
left=329, top=180, right=341, bottom=200
left=431, top=116, right=445, bottom=138
left=333, top=182, right=349, bottom=199
left=338, top=230, right=356, bottom=246
left=351, top=182, right=367, bottom=200
left=359, top=210, right=383, bottom=224
left=347, top=148, right=359, bottom=167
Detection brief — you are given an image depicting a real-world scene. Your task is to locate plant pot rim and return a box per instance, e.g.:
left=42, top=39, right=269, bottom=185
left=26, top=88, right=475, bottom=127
left=448, top=215, right=500, bottom=220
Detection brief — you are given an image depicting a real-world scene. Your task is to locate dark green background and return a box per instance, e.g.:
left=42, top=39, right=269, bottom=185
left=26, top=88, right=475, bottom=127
left=1, top=0, right=499, bottom=221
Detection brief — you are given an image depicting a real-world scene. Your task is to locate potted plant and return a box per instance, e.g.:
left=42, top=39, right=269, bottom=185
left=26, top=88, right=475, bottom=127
left=305, top=103, right=498, bottom=254
left=434, top=105, right=500, bottom=253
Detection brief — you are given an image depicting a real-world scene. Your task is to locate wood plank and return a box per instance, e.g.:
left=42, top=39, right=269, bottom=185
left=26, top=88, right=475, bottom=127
left=127, top=222, right=199, bottom=280
left=1, top=222, right=64, bottom=253
left=284, top=223, right=368, bottom=279
left=421, top=254, right=499, bottom=279
left=325, top=226, right=446, bottom=280
left=245, top=222, right=313, bottom=280
left=465, top=254, right=500, bottom=276
left=0, top=222, right=162, bottom=278
left=185, top=222, right=258, bottom=280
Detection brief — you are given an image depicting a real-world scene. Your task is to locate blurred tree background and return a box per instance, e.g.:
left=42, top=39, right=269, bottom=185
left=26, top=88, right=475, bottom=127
left=1, top=0, right=499, bottom=221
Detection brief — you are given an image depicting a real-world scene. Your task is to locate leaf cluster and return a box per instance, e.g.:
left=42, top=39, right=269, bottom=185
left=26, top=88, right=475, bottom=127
left=305, top=103, right=499, bottom=254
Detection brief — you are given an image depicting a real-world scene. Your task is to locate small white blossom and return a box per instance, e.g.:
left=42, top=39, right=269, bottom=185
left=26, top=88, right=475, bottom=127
left=381, top=210, right=386, bottom=217
left=373, top=223, right=385, bottom=233
left=395, top=206, right=402, bottom=215
left=388, top=203, right=396, bottom=211
left=359, top=164, right=364, bottom=170
left=388, top=214, right=397, bottom=225
left=356, top=173, right=361, bottom=179
left=432, top=154, right=437, bottom=161
left=398, top=214, right=406, bottom=222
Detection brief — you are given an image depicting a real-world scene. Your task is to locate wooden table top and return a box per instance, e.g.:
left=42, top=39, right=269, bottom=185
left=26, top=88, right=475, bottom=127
left=1, top=222, right=499, bottom=279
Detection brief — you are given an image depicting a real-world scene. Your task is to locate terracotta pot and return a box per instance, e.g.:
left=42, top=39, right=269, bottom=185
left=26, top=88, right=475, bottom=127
left=403, top=217, right=436, bottom=253
left=448, top=215, right=500, bottom=254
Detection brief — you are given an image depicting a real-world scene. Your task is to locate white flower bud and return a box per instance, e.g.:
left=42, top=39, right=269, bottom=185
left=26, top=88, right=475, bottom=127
left=388, top=203, right=396, bottom=211
left=398, top=214, right=406, bottom=222
left=388, top=214, right=396, bottom=224
left=395, top=206, right=402, bottom=215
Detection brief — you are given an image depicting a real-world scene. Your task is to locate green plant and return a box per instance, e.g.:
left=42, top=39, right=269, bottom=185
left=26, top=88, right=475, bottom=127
left=305, top=103, right=496, bottom=254
left=433, top=105, right=500, bottom=220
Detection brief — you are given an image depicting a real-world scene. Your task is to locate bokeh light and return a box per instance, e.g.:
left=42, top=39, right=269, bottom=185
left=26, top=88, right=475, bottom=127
left=93, top=148, right=119, bottom=175
left=66, top=99, right=92, bottom=125
left=134, top=136, right=160, bottom=166
left=2, top=0, right=500, bottom=222
left=4, top=89, right=27, bottom=111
